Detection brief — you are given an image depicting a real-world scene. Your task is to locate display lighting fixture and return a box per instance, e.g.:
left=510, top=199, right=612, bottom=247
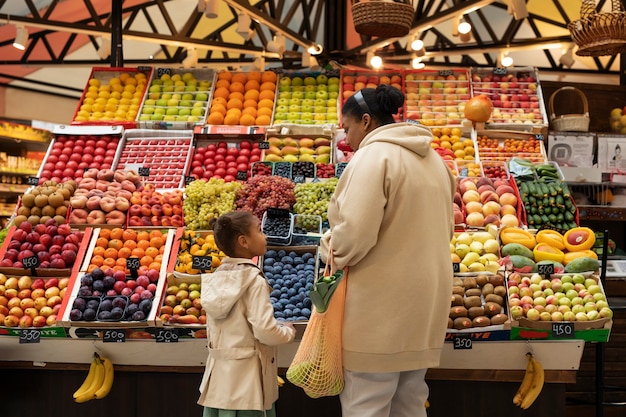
left=410, top=35, right=425, bottom=54
left=13, top=25, right=28, bottom=50
left=559, top=45, right=576, bottom=68
left=197, top=0, right=206, bottom=12
left=266, top=34, right=286, bottom=55
left=205, top=0, right=219, bottom=18
left=182, top=47, right=198, bottom=68
left=367, top=51, right=383, bottom=69
left=96, top=36, right=111, bottom=59
left=507, top=0, right=528, bottom=21
left=236, top=13, right=255, bottom=40
left=302, top=51, right=321, bottom=70
left=498, top=51, right=513, bottom=68
left=253, top=55, right=265, bottom=71
left=411, top=56, right=425, bottom=69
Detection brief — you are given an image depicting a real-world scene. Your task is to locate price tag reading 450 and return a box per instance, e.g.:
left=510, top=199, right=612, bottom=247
left=551, top=322, right=574, bottom=339
left=192, top=255, right=213, bottom=271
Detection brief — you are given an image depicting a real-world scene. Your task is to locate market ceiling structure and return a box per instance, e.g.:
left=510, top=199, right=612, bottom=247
left=0, top=0, right=625, bottom=101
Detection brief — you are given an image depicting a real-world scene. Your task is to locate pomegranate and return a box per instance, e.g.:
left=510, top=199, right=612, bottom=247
left=464, top=94, right=493, bottom=123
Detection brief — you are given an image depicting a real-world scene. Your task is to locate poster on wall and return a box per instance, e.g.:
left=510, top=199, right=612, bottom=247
left=598, top=134, right=626, bottom=172
left=548, top=132, right=595, bottom=167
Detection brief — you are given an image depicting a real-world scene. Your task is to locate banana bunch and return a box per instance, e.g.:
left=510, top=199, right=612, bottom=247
left=73, top=352, right=115, bottom=403
left=277, top=375, right=285, bottom=387
left=513, top=352, right=545, bottom=409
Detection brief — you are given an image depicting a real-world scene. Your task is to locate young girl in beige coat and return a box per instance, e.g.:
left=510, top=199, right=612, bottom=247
left=198, top=211, right=296, bottom=417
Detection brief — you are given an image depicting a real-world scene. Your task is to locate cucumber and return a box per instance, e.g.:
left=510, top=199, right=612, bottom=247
left=501, top=243, right=535, bottom=259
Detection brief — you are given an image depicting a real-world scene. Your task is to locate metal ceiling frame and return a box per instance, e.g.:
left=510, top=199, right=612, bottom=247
left=0, top=0, right=624, bottom=99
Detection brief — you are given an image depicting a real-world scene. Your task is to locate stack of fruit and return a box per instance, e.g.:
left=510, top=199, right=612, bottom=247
left=450, top=230, right=501, bottom=274
left=428, top=127, right=476, bottom=162
left=206, top=71, right=278, bottom=126
left=263, top=136, right=332, bottom=164
left=235, top=175, right=296, bottom=220
left=0, top=274, right=69, bottom=328
left=72, top=68, right=150, bottom=124
left=183, top=178, right=242, bottom=230
left=506, top=271, right=613, bottom=323
left=173, top=229, right=224, bottom=276
left=449, top=273, right=508, bottom=330
left=159, top=279, right=206, bottom=325
left=340, top=70, right=403, bottom=121
left=292, top=178, right=338, bottom=224
left=139, top=69, right=213, bottom=124
left=455, top=176, right=521, bottom=229
left=127, top=186, right=183, bottom=228
left=404, top=69, right=469, bottom=126
left=114, top=134, right=193, bottom=189
left=14, top=179, right=76, bottom=227
left=69, top=168, right=143, bottom=227
left=475, top=133, right=546, bottom=163
left=39, top=130, right=121, bottom=184
left=188, top=140, right=263, bottom=182
left=609, top=106, right=626, bottom=133
left=274, top=72, right=340, bottom=125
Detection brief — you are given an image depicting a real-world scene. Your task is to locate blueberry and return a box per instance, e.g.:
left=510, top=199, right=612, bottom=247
left=282, top=256, right=294, bottom=264
left=270, top=297, right=278, bottom=303
left=283, top=309, right=293, bottom=317
left=301, top=308, right=311, bottom=317
left=278, top=250, right=286, bottom=257
left=274, top=262, right=284, bottom=268
left=293, top=308, right=301, bottom=316
left=285, top=303, right=296, bottom=310
left=263, top=265, right=273, bottom=273
left=299, top=278, right=307, bottom=285
left=306, top=282, right=313, bottom=290
left=264, top=258, right=275, bottom=266
left=288, top=251, right=298, bottom=258
left=297, top=293, right=306, bottom=301
left=272, top=266, right=282, bottom=274
left=307, top=258, right=316, bottom=265
left=293, top=283, right=302, bottom=291
left=296, top=264, right=305, bottom=271
left=273, top=283, right=281, bottom=290
left=298, top=287, right=307, bottom=294
left=287, top=288, right=297, bottom=296
left=275, top=279, right=284, bottom=286
left=271, top=289, right=281, bottom=298
left=280, top=293, right=289, bottom=300
left=294, top=257, right=302, bottom=264
left=279, top=299, right=290, bottom=306
left=275, top=311, right=285, bottom=319
left=302, top=252, right=313, bottom=261
left=296, top=302, right=304, bottom=309
left=303, top=298, right=312, bottom=308
left=265, top=273, right=274, bottom=280
left=266, top=250, right=278, bottom=258
left=272, top=303, right=282, bottom=311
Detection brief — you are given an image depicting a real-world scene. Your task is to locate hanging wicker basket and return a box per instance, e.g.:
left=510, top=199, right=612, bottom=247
left=567, top=0, right=626, bottom=57
left=548, top=86, right=590, bottom=132
left=351, top=0, right=415, bottom=38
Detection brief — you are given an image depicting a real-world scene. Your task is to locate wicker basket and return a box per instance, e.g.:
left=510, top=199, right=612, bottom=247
left=548, top=86, right=590, bottom=132
left=567, top=0, right=626, bottom=57
left=351, top=0, right=415, bottom=38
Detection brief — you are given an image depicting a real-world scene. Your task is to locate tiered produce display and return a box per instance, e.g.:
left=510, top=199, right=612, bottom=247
left=273, top=72, right=340, bottom=125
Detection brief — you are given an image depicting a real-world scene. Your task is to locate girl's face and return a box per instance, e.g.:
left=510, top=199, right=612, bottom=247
left=238, top=217, right=267, bottom=258
left=342, top=112, right=371, bottom=151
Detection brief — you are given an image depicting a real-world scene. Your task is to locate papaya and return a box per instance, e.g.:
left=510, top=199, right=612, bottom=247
left=564, top=256, right=600, bottom=273
left=562, top=249, right=598, bottom=265
left=535, top=229, right=565, bottom=250
left=500, top=227, right=536, bottom=249
left=532, top=243, right=565, bottom=263
left=501, top=243, right=534, bottom=259
left=563, top=227, right=596, bottom=252
left=508, top=255, right=537, bottom=272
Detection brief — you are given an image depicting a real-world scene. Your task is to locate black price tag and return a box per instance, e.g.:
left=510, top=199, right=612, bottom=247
left=258, top=141, right=270, bottom=150
left=551, top=322, right=575, bottom=339
left=459, top=168, right=469, bottom=177
left=535, top=134, right=545, bottom=141
left=493, top=67, right=508, bottom=75
left=335, top=162, right=347, bottom=178
left=537, top=263, right=554, bottom=278
left=127, top=257, right=140, bottom=279
left=26, top=176, right=39, bottom=186
left=185, top=175, right=195, bottom=185
left=452, top=262, right=460, bottom=273
left=267, top=207, right=291, bottom=219
left=236, top=171, right=248, bottom=181
left=293, top=175, right=305, bottom=184
left=103, top=329, right=126, bottom=343
left=19, top=329, right=41, bottom=344
left=157, top=68, right=171, bottom=77
left=155, top=328, right=179, bottom=343
left=192, top=255, right=213, bottom=271
left=453, top=334, right=472, bottom=350
left=138, top=66, right=152, bottom=72
left=138, top=167, right=150, bottom=177
left=22, top=255, right=40, bottom=269
left=438, top=70, right=453, bottom=77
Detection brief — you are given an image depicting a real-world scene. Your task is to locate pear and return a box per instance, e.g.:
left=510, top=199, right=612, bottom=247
left=315, top=154, right=330, bottom=164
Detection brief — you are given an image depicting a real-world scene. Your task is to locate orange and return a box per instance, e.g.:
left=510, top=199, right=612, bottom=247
left=212, top=96, right=227, bottom=107
left=149, top=237, right=165, bottom=249
left=140, top=255, right=154, bottom=267
left=244, top=90, right=260, bottom=101
left=224, top=113, right=240, bottom=125
left=261, top=71, right=277, bottom=83
left=108, top=239, right=124, bottom=250
left=240, top=114, right=256, bottom=126
left=213, top=87, right=230, bottom=100
left=159, top=245, right=166, bottom=255
left=87, top=264, right=98, bottom=273
left=258, top=99, right=274, bottom=109
left=207, top=112, right=225, bottom=125
left=116, top=257, right=127, bottom=268
left=148, top=262, right=162, bottom=271
left=229, top=82, right=245, bottom=94
left=217, top=71, right=232, bottom=82
left=104, top=248, right=119, bottom=259
left=110, top=228, right=124, bottom=240
left=124, top=239, right=137, bottom=250
left=99, top=229, right=111, bottom=239
left=256, top=115, right=271, bottom=125
left=149, top=230, right=163, bottom=239
left=145, top=246, right=160, bottom=259
left=243, top=99, right=258, bottom=109
left=112, top=265, right=126, bottom=274
left=257, top=107, right=273, bottom=117
left=215, top=79, right=231, bottom=89
left=131, top=248, right=145, bottom=258
left=118, top=247, right=132, bottom=259
left=258, top=90, right=275, bottom=101
left=244, top=80, right=260, bottom=91
left=260, top=82, right=276, bottom=92
left=154, top=254, right=164, bottom=263
left=138, top=240, right=151, bottom=251
left=210, top=103, right=227, bottom=115
left=242, top=107, right=257, bottom=118
left=92, top=246, right=106, bottom=257
left=122, top=229, right=137, bottom=242
left=247, top=71, right=262, bottom=82
left=228, top=91, right=244, bottom=101
left=137, top=231, right=150, bottom=242
left=231, top=73, right=247, bottom=84
left=91, top=255, right=105, bottom=267
left=103, top=258, right=116, bottom=269
left=95, top=237, right=109, bottom=248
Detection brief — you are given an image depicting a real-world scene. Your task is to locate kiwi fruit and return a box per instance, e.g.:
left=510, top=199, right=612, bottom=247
left=450, top=306, right=468, bottom=319
left=494, top=285, right=507, bottom=297
left=483, top=302, right=501, bottom=316
left=464, top=295, right=482, bottom=309
left=468, top=306, right=485, bottom=319
left=448, top=317, right=454, bottom=329
left=30, top=206, right=42, bottom=217
left=453, top=277, right=464, bottom=287
left=475, top=274, right=490, bottom=287
left=490, top=313, right=509, bottom=325
left=451, top=294, right=464, bottom=306
left=485, top=294, right=504, bottom=305
left=452, top=286, right=465, bottom=296
left=27, top=215, right=41, bottom=225
left=481, top=282, right=494, bottom=296
left=53, top=215, right=67, bottom=225
left=463, top=277, right=477, bottom=289
left=56, top=206, right=68, bottom=216
left=34, top=194, right=48, bottom=208
left=465, top=288, right=482, bottom=297
left=13, top=215, right=28, bottom=226
left=454, top=317, right=472, bottom=330
left=489, top=273, right=505, bottom=286
left=472, top=316, right=491, bottom=327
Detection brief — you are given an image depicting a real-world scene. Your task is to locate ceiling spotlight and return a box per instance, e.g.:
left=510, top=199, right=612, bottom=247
left=498, top=51, right=514, bottom=68
left=307, top=44, right=323, bottom=55
left=253, top=56, right=265, bottom=71
left=205, top=0, right=218, bottom=18
left=236, top=13, right=255, bottom=40
left=266, top=34, right=286, bottom=55
left=508, top=0, right=528, bottom=20
left=367, top=51, right=382, bottom=69
left=302, top=51, right=321, bottom=70
left=182, top=47, right=198, bottom=68
left=13, top=25, right=28, bottom=50
left=411, top=56, right=425, bottom=70
left=410, top=37, right=424, bottom=52
left=559, top=46, right=575, bottom=68
left=458, top=21, right=471, bottom=35
left=97, top=36, right=111, bottom=60
left=197, top=0, right=206, bottom=12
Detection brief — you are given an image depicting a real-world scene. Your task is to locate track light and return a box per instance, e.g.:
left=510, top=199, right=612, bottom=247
left=97, top=36, right=111, bottom=60
left=205, top=0, right=218, bottom=18
left=13, top=25, right=28, bottom=50
left=307, top=44, right=323, bottom=55
left=508, top=0, right=528, bottom=20
left=410, top=37, right=424, bottom=52
left=411, top=56, right=425, bottom=69
left=253, top=56, right=265, bottom=71
left=302, top=51, right=321, bottom=70
left=236, top=13, right=255, bottom=40
left=498, top=51, right=513, bottom=68
left=458, top=21, right=471, bottom=35
left=182, top=47, right=198, bottom=68
left=559, top=46, right=575, bottom=68
left=266, top=34, right=286, bottom=55
left=197, top=0, right=206, bottom=12
left=366, top=51, right=382, bottom=69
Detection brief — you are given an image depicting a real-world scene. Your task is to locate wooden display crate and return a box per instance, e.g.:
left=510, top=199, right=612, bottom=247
left=474, top=129, right=547, bottom=163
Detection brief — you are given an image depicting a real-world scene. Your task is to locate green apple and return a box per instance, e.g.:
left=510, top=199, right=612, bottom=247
left=328, top=84, right=339, bottom=93
left=190, top=107, right=204, bottom=116
left=326, top=98, right=338, bottom=107
left=278, top=84, right=291, bottom=93
left=178, top=108, right=191, bottom=116
left=163, top=115, right=177, bottom=121
left=316, top=90, right=328, bottom=100
left=276, top=105, right=289, bottom=114
left=287, top=112, right=300, bottom=121
left=167, top=99, right=180, bottom=107
left=161, top=93, right=173, bottom=100
left=175, top=115, right=188, bottom=122
left=274, top=112, right=288, bottom=120
left=328, top=91, right=339, bottom=99
left=150, top=114, right=164, bottom=121
left=144, top=99, right=156, bottom=106
left=166, top=107, right=179, bottom=116
left=279, top=77, right=292, bottom=87
left=193, top=101, right=205, bottom=108
left=314, top=105, right=326, bottom=113
left=304, top=85, right=317, bottom=93
left=156, top=99, right=168, bottom=107
left=316, top=74, right=328, bottom=85
left=277, top=98, right=290, bottom=107
left=278, top=91, right=292, bottom=99
left=172, top=93, right=182, bottom=100
left=142, top=106, right=155, bottom=115
left=328, top=77, right=340, bottom=85
left=292, top=91, right=305, bottom=100
left=289, top=104, right=301, bottom=113
left=185, top=85, right=197, bottom=92
left=314, top=98, right=326, bottom=107
left=187, top=115, right=200, bottom=123
left=327, top=112, right=338, bottom=121
left=148, top=92, right=160, bottom=100
left=291, top=77, right=303, bottom=86
left=179, top=100, right=192, bottom=108
left=317, top=84, right=328, bottom=91
left=182, top=93, right=194, bottom=101
left=304, top=77, right=316, bottom=86
left=195, top=93, right=208, bottom=102
left=138, top=114, right=151, bottom=121
left=149, top=85, right=161, bottom=93
left=152, top=79, right=163, bottom=86
left=313, top=113, right=327, bottom=121
left=154, top=108, right=166, bottom=115
left=305, top=91, right=317, bottom=100
left=292, top=86, right=305, bottom=93
left=289, top=98, right=302, bottom=106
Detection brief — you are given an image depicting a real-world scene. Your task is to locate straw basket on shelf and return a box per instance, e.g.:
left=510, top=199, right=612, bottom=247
left=567, top=0, right=626, bottom=56
left=351, top=0, right=415, bottom=38
left=548, top=86, right=590, bottom=132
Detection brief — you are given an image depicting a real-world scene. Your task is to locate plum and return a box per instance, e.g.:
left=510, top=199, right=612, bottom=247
left=139, top=299, right=152, bottom=314
left=91, top=268, right=105, bottom=280
left=92, top=280, right=105, bottom=292
left=102, top=276, right=115, bottom=289
left=83, top=308, right=97, bottom=321
left=98, top=310, right=112, bottom=320
left=69, top=309, right=83, bottom=321
left=78, top=286, right=92, bottom=297
left=80, top=275, right=93, bottom=287
left=72, top=297, right=86, bottom=311
left=126, top=303, right=139, bottom=317
left=109, top=307, right=124, bottom=320
left=87, top=299, right=100, bottom=310
left=99, top=299, right=113, bottom=312
left=112, top=297, right=127, bottom=309
left=131, top=311, right=146, bottom=321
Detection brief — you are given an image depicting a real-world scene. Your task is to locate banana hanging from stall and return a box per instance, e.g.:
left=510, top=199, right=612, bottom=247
left=74, top=354, right=105, bottom=403
left=277, top=375, right=285, bottom=387
left=94, top=354, right=115, bottom=399
left=513, top=352, right=545, bottom=409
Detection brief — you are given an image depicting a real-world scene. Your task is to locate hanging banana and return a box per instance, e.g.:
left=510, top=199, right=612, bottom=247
left=74, top=354, right=105, bottom=403
left=277, top=375, right=285, bottom=387
left=513, top=351, right=545, bottom=409
left=94, top=354, right=115, bottom=399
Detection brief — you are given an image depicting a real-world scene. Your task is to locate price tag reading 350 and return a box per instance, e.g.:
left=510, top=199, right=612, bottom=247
left=192, top=255, right=213, bottom=271
left=19, top=329, right=41, bottom=344
left=453, top=334, right=472, bottom=350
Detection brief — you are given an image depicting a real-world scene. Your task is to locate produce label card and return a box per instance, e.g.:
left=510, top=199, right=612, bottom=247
left=598, top=134, right=626, bottom=172
left=548, top=132, right=595, bottom=167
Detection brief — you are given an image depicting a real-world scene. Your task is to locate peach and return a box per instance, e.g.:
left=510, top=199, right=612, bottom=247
left=462, top=190, right=481, bottom=204
left=480, top=190, right=499, bottom=204
left=465, top=201, right=483, bottom=214
left=500, top=213, right=519, bottom=228
left=500, top=204, right=517, bottom=216
left=483, top=214, right=501, bottom=227
left=482, top=201, right=501, bottom=216
left=499, top=192, right=518, bottom=207
left=496, top=184, right=515, bottom=196
left=465, top=212, right=485, bottom=227
left=458, top=178, right=477, bottom=194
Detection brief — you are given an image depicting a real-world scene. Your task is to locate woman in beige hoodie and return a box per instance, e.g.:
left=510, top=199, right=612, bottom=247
left=322, top=85, right=455, bottom=417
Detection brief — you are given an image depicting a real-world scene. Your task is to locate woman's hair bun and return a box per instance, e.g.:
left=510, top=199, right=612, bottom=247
left=375, top=84, right=405, bottom=116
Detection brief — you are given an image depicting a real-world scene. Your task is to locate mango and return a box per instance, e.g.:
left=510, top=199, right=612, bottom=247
left=265, top=154, right=282, bottom=162
left=281, top=146, right=300, bottom=156
left=501, top=243, right=534, bottom=260
left=564, top=256, right=600, bottom=273
left=298, top=154, right=315, bottom=163
left=315, top=154, right=330, bottom=164
left=314, top=137, right=331, bottom=147
left=299, top=147, right=316, bottom=155
left=283, top=154, right=298, bottom=163
left=315, top=145, right=331, bottom=155
left=508, top=255, right=537, bottom=272
left=299, top=138, right=314, bottom=148
left=267, top=145, right=282, bottom=156
left=268, top=137, right=283, bottom=147
left=283, top=138, right=298, bottom=147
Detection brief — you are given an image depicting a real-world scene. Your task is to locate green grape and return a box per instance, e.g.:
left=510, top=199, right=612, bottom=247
left=183, top=178, right=242, bottom=230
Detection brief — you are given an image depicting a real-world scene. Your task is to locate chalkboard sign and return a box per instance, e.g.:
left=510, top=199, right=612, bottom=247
left=453, top=334, right=472, bottom=350
left=551, top=322, right=575, bottom=339
left=19, top=329, right=41, bottom=344
left=155, top=328, right=179, bottom=343
left=493, top=67, right=508, bottom=75
left=236, top=171, right=248, bottom=181
left=438, top=70, right=454, bottom=77
left=258, top=141, right=270, bottom=150
left=138, top=167, right=150, bottom=177
left=185, top=175, right=195, bottom=185
left=26, top=177, right=39, bottom=186
left=535, top=134, right=545, bottom=141
left=103, top=329, right=126, bottom=343
left=156, top=68, right=171, bottom=77
left=192, top=255, right=213, bottom=271
left=293, top=175, right=305, bottom=184
left=537, top=263, right=554, bottom=277
left=266, top=207, right=291, bottom=218
left=127, top=257, right=140, bottom=271
left=335, top=162, right=348, bottom=178
left=22, top=255, right=40, bottom=269
left=452, top=263, right=460, bottom=273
